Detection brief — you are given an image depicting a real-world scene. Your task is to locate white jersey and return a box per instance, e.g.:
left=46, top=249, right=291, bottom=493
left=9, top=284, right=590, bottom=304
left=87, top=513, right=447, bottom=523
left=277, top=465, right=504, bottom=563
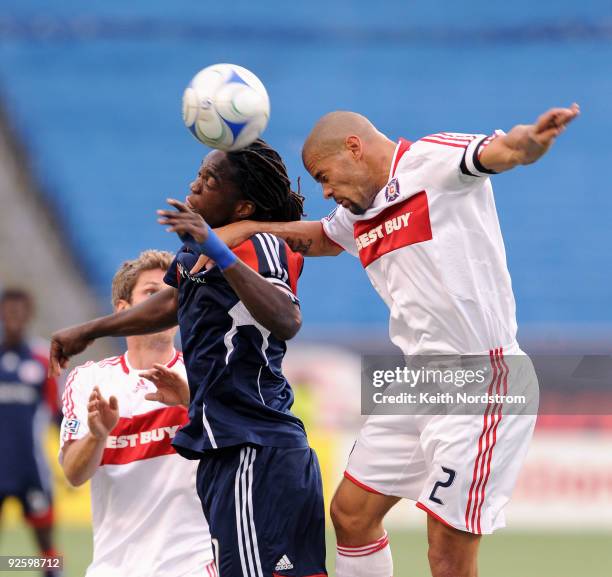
left=322, top=132, right=517, bottom=355
left=59, top=351, right=214, bottom=577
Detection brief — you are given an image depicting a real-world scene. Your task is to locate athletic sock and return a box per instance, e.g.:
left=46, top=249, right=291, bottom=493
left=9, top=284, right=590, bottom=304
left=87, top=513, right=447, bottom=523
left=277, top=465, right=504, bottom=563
left=336, top=531, right=393, bottom=577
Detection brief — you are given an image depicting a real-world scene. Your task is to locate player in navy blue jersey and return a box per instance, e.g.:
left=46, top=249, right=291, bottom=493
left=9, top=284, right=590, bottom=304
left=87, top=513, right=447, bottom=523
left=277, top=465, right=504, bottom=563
left=0, top=289, right=62, bottom=577
left=49, top=139, right=327, bottom=577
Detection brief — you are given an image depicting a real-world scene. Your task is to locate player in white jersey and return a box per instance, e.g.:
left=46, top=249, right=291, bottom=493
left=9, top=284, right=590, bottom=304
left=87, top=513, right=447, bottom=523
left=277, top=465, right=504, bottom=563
left=59, top=250, right=215, bottom=577
left=213, top=104, right=580, bottom=577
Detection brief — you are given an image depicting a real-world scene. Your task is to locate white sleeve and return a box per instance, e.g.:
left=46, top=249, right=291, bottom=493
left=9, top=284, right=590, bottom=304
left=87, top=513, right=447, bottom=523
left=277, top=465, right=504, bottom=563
left=321, top=206, right=358, bottom=257
left=59, top=363, right=94, bottom=450
left=413, top=131, right=505, bottom=190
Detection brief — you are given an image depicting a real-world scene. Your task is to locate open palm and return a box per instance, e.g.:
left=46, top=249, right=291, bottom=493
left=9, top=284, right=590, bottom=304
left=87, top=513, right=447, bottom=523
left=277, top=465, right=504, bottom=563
left=140, top=363, right=190, bottom=407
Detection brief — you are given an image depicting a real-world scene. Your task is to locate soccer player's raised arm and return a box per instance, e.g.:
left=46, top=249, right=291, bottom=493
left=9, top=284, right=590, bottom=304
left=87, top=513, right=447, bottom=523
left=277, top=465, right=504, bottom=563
left=159, top=199, right=306, bottom=340
left=49, top=287, right=178, bottom=376
left=479, top=103, right=580, bottom=173
left=214, top=219, right=343, bottom=257
left=61, top=385, right=119, bottom=486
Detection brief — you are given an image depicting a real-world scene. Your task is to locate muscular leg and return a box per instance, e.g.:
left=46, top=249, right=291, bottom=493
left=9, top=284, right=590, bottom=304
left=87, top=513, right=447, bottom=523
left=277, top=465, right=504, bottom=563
left=426, top=515, right=481, bottom=577
left=331, top=477, right=399, bottom=577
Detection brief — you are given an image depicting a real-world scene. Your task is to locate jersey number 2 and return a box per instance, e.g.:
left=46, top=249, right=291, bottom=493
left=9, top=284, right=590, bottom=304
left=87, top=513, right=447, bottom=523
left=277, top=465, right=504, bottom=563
left=429, top=467, right=456, bottom=505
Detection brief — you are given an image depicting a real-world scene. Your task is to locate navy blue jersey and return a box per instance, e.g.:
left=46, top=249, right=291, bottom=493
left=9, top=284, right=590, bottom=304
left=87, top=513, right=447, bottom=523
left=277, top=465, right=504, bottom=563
left=0, top=342, right=58, bottom=494
left=164, top=233, right=307, bottom=456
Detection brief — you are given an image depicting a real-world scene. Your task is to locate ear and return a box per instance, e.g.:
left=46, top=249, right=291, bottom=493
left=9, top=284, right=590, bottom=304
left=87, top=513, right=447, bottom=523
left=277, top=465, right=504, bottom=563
left=345, top=135, right=363, bottom=160
left=115, top=299, right=130, bottom=313
left=234, top=199, right=256, bottom=220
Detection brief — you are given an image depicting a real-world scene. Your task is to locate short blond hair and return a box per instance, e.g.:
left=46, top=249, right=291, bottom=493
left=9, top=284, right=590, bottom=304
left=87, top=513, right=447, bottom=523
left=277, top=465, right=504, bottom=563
left=111, top=250, right=174, bottom=307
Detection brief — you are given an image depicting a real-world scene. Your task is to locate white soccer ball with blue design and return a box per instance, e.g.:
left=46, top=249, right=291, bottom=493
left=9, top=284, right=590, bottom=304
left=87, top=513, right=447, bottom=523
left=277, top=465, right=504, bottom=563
left=182, top=63, right=270, bottom=151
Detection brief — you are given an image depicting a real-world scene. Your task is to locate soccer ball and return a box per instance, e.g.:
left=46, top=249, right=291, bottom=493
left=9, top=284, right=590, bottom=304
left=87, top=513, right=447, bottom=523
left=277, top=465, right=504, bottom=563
left=182, top=63, right=270, bottom=151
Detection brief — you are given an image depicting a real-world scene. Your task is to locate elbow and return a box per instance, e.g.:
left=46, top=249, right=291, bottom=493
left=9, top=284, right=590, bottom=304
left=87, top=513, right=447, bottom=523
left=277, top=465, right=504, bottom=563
left=63, top=468, right=87, bottom=487
left=272, top=309, right=302, bottom=341
left=275, top=324, right=301, bottom=341
left=61, top=460, right=89, bottom=487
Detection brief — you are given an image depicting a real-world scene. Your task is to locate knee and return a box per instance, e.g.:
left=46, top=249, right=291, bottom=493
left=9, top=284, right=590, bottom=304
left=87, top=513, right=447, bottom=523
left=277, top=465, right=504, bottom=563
left=330, top=494, right=375, bottom=537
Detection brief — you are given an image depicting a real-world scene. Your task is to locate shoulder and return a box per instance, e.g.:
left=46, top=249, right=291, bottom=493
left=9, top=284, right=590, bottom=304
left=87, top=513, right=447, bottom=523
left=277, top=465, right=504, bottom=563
left=235, top=233, right=295, bottom=269
left=416, top=132, right=483, bottom=149
left=96, top=355, right=125, bottom=370
left=62, top=361, right=97, bottom=411
left=250, top=232, right=288, bottom=253
left=322, top=205, right=354, bottom=227
left=66, top=355, right=122, bottom=388
left=404, top=132, right=483, bottom=166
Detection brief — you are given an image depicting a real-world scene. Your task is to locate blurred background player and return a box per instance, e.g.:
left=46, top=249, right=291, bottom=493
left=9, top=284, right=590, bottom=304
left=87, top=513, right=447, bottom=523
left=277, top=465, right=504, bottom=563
left=0, top=288, right=61, bottom=577
left=50, top=141, right=328, bottom=577
left=58, top=250, right=214, bottom=577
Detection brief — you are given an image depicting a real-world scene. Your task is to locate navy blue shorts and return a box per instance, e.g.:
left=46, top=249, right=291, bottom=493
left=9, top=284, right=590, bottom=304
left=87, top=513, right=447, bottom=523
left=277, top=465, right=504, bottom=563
left=196, top=444, right=327, bottom=577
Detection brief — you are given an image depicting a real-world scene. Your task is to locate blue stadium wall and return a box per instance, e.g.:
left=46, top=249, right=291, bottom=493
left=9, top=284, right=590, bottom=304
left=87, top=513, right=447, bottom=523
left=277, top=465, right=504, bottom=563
left=1, top=0, right=611, bottom=335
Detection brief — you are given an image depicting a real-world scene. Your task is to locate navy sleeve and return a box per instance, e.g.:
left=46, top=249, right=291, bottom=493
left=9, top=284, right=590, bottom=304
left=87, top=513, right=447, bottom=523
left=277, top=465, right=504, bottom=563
left=163, top=252, right=180, bottom=288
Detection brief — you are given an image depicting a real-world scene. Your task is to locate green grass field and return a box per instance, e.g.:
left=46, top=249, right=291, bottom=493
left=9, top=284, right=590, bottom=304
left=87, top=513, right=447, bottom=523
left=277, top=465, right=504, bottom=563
left=1, top=525, right=610, bottom=576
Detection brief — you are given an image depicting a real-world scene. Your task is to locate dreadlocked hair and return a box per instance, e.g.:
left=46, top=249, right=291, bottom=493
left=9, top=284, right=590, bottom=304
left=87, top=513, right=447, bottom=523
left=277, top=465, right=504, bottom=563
left=227, top=139, right=305, bottom=222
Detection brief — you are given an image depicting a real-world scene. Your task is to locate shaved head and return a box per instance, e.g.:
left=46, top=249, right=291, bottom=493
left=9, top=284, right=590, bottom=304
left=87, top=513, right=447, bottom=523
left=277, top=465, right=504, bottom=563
left=302, top=111, right=396, bottom=214
left=302, top=111, right=381, bottom=164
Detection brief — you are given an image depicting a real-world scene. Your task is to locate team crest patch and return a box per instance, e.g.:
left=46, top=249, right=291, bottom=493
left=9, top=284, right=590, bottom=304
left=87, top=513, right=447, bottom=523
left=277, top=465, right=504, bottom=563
left=64, top=419, right=80, bottom=436
left=385, top=177, right=400, bottom=202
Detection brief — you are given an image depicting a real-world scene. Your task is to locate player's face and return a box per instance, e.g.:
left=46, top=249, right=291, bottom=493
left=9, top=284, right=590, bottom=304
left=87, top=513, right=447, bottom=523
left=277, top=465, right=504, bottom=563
left=0, top=298, right=31, bottom=343
left=120, top=268, right=177, bottom=340
left=186, top=151, right=243, bottom=228
left=305, top=149, right=376, bottom=215
left=129, top=269, right=168, bottom=308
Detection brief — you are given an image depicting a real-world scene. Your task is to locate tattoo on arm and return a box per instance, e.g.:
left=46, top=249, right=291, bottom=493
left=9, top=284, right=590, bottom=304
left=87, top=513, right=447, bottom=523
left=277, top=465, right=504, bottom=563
left=286, top=237, right=313, bottom=255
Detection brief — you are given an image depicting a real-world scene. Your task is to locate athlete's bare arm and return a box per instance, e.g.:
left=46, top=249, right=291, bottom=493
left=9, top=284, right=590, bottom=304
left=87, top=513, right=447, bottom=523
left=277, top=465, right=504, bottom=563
left=480, top=103, right=580, bottom=173
left=61, top=386, right=119, bottom=486
left=49, top=288, right=178, bottom=376
left=215, top=220, right=343, bottom=257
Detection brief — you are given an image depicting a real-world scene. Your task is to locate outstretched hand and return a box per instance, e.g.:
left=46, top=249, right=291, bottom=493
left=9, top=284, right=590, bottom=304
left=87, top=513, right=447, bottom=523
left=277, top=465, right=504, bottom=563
left=527, top=103, right=580, bottom=155
left=139, top=363, right=190, bottom=407
left=480, top=103, right=580, bottom=172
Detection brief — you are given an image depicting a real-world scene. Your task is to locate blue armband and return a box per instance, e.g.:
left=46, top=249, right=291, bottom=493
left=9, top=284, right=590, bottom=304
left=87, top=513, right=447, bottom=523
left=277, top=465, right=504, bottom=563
left=181, top=225, right=237, bottom=271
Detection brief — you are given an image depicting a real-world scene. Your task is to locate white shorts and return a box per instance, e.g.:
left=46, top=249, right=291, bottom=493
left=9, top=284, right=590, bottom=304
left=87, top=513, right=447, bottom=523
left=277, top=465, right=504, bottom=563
left=346, top=345, right=537, bottom=534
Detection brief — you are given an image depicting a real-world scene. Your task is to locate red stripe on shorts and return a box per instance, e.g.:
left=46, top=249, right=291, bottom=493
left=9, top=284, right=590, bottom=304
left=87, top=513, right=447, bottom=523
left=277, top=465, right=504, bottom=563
left=465, top=348, right=500, bottom=532
left=475, top=348, right=507, bottom=533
